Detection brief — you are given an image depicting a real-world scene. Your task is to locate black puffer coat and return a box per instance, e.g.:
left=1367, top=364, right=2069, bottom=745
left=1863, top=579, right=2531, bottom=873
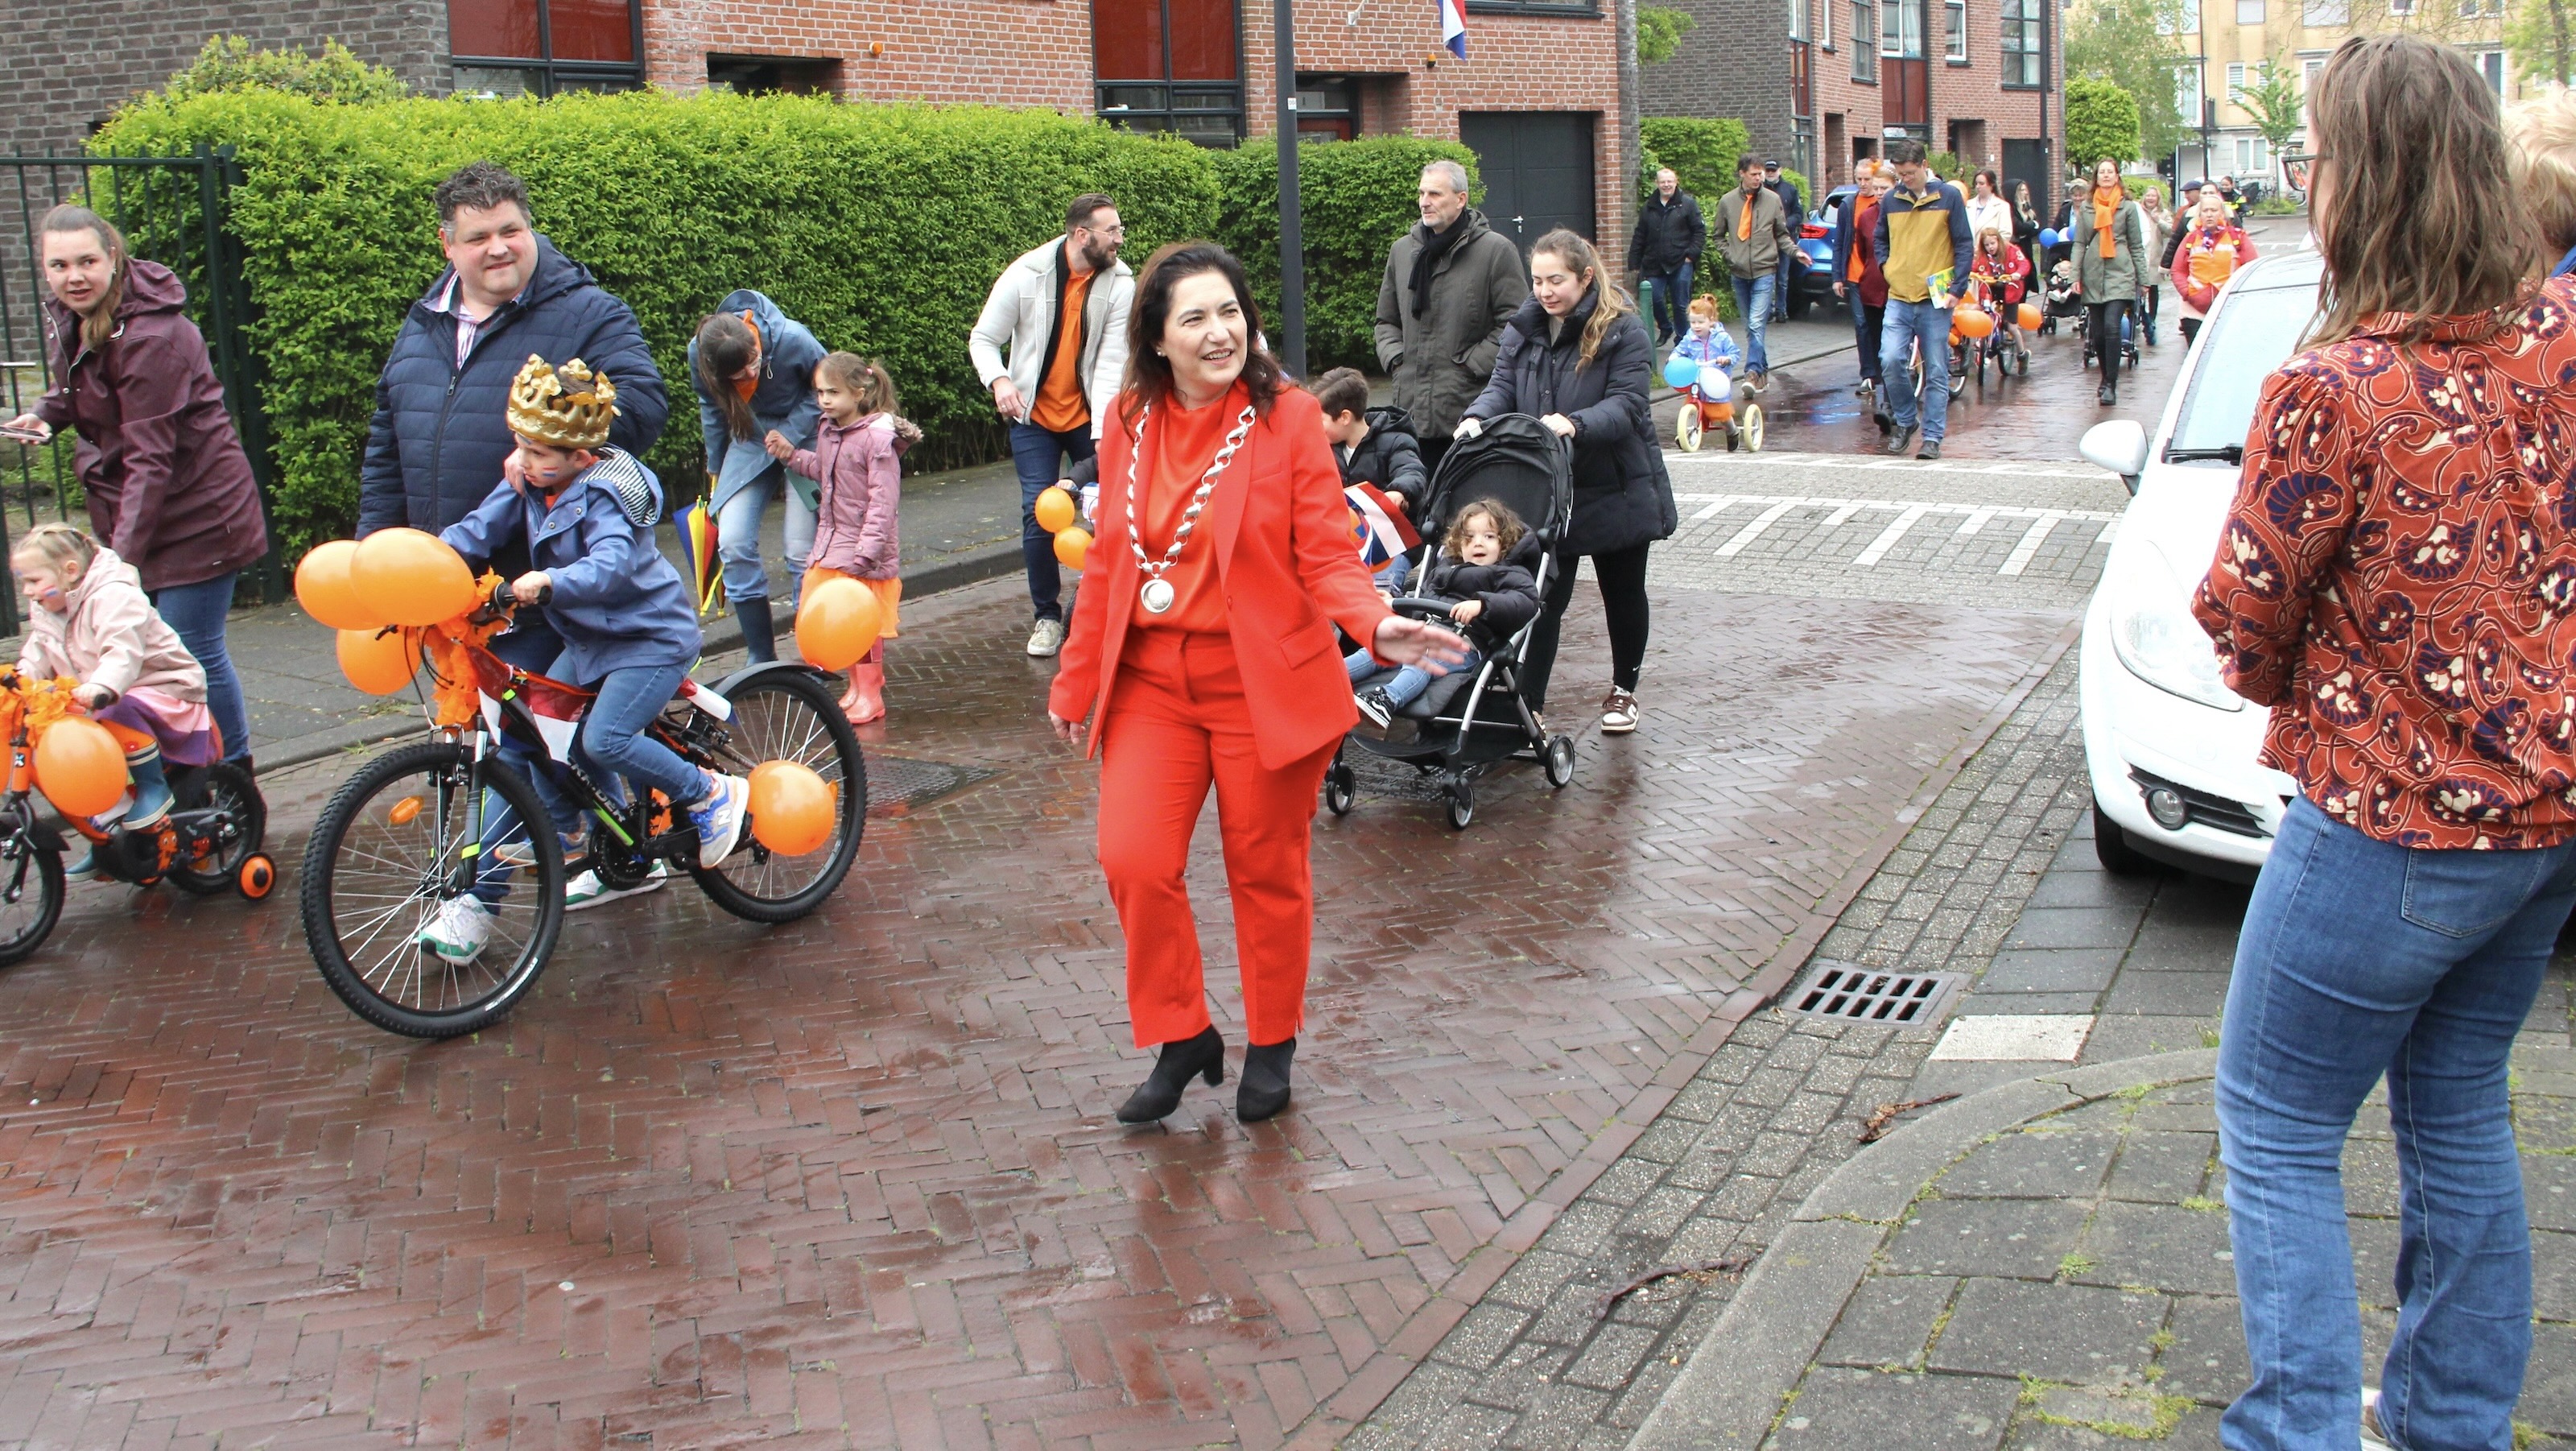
left=359, top=237, right=670, bottom=536
left=1340, top=404, right=1428, bottom=508
left=1417, top=531, right=1544, bottom=647
left=1465, top=291, right=1675, bottom=556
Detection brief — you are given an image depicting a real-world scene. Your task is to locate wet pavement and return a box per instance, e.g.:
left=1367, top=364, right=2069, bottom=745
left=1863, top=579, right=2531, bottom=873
left=0, top=531, right=2076, bottom=1447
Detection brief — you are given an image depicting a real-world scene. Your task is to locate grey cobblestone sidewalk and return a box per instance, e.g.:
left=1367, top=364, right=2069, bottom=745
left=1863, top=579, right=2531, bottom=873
left=1352, top=642, right=2095, bottom=1450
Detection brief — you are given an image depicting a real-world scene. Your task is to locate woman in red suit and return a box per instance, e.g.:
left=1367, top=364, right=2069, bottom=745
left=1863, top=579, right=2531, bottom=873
left=1046, top=243, right=1467, bottom=1123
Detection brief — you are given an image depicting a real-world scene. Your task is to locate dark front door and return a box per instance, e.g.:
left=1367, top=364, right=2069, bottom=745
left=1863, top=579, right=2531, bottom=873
left=1459, top=112, right=1597, bottom=251
left=2002, top=138, right=2048, bottom=221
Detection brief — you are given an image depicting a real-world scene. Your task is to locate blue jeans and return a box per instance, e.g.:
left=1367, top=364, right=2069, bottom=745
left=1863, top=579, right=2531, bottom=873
left=1849, top=291, right=1886, bottom=384
left=715, top=465, right=816, bottom=607
left=1346, top=645, right=1480, bottom=709
left=147, top=573, right=249, bottom=764
left=1643, top=261, right=1693, bottom=341
left=473, top=659, right=708, bottom=902
left=1731, top=274, right=1774, bottom=375
left=1773, top=251, right=1796, bottom=319
left=1010, top=422, right=1096, bottom=622
left=2218, top=797, right=2576, bottom=1451
left=1880, top=297, right=1953, bottom=442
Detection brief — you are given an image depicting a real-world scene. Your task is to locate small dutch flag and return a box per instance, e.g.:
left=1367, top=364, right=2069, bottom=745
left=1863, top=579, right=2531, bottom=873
left=1439, top=0, right=1468, bottom=56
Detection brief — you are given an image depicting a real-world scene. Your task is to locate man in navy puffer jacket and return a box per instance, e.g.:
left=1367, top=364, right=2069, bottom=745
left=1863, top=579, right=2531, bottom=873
left=359, top=163, right=667, bottom=664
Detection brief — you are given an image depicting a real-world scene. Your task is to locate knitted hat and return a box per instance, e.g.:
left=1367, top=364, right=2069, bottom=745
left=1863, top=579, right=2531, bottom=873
left=506, top=354, right=618, bottom=450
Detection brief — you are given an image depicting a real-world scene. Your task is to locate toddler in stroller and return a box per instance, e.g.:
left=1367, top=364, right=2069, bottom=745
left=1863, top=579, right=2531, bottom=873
left=1348, top=499, right=1540, bottom=730
left=2041, top=260, right=2081, bottom=335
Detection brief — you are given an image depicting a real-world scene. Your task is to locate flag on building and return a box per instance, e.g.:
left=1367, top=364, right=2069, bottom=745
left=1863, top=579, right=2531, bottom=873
left=1439, top=0, right=1468, bottom=57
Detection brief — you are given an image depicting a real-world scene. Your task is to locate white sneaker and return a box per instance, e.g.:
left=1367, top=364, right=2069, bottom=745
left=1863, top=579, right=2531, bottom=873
left=418, top=896, right=493, bottom=964
left=565, top=860, right=667, bottom=912
left=1026, top=618, right=1067, bottom=657
left=688, top=775, right=752, bottom=868
left=2361, top=1388, right=2391, bottom=1450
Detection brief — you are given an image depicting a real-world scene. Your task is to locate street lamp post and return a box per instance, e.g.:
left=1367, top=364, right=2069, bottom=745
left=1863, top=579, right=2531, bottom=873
left=1275, top=0, right=1307, bottom=378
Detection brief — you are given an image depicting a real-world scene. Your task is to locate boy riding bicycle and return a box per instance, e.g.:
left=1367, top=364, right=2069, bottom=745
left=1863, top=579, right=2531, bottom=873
left=419, top=355, right=753, bottom=962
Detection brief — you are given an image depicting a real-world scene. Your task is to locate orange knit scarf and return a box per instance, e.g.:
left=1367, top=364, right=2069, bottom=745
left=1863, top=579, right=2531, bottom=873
left=2091, top=185, right=2124, bottom=260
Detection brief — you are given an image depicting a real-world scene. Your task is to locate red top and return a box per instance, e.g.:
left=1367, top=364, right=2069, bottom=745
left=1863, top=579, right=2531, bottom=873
left=1050, top=387, right=1395, bottom=771
left=1132, top=382, right=1248, bottom=635
left=2193, top=277, right=2576, bottom=847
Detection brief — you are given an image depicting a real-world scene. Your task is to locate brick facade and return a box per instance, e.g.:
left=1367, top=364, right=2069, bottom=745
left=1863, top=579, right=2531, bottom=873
left=1645, top=0, right=2060, bottom=209
left=2, top=1, right=448, bottom=159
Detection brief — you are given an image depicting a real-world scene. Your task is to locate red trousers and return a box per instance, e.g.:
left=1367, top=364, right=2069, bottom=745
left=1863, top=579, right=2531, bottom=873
left=1097, top=628, right=1333, bottom=1048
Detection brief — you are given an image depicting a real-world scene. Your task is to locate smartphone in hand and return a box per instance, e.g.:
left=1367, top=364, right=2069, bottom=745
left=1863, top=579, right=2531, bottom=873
left=0, top=426, right=47, bottom=444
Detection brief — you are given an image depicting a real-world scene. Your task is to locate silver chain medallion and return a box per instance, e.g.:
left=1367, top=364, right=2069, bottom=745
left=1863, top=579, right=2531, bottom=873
left=1127, top=399, right=1257, bottom=615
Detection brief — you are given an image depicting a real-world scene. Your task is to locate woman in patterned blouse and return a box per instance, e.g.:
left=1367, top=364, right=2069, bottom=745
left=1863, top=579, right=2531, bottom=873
left=2192, top=33, right=2576, bottom=1451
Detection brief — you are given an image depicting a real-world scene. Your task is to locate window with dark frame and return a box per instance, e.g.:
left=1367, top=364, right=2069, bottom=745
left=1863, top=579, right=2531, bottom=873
left=1092, top=0, right=1245, bottom=145
left=1944, top=0, right=1967, bottom=60
left=2000, top=0, right=2042, bottom=85
left=448, top=0, right=643, bottom=98
left=1853, top=0, right=1878, bottom=78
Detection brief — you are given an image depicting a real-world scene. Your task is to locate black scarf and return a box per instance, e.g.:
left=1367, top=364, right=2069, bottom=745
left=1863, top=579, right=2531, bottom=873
left=1409, top=213, right=1468, bottom=320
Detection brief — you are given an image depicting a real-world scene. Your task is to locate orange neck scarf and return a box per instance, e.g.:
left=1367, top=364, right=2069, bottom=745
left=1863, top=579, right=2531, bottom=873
left=2092, top=186, right=2124, bottom=260
left=1737, top=186, right=1757, bottom=241
left=733, top=312, right=762, bottom=401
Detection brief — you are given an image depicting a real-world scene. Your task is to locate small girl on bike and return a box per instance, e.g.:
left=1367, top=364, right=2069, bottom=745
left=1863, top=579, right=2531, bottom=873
left=11, top=523, right=221, bottom=878
left=1670, top=295, right=1740, bottom=385
left=422, top=355, right=752, bottom=962
left=764, top=353, right=911, bottom=726
left=1969, top=226, right=2033, bottom=363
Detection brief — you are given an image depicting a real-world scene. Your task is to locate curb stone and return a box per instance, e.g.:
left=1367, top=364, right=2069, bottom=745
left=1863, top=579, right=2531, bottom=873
left=1624, top=1048, right=2220, bottom=1451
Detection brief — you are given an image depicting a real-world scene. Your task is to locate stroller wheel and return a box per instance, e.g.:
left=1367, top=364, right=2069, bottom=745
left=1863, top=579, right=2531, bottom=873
left=1544, top=735, right=1576, bottom=789
left=1323, top=763, right=1356, bottom=817
left=1444, top=782, right=1475, bottom=831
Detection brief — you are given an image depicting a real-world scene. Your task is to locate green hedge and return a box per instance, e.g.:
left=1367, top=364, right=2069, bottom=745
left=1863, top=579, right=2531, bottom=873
left=94, top=89, right=1222, bottom=553
left=1213, top=134, right=1481, bottom=374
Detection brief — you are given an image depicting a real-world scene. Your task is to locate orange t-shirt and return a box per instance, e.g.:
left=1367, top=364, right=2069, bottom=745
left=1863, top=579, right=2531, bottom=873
left=1030, top=269, right=1095, bottom=434
left=1130, top=382, right=1249, bottom=634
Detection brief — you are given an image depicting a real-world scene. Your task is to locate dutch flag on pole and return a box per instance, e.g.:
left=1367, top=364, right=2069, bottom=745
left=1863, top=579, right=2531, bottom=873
left=1439, top=0, right=1468, bottom=56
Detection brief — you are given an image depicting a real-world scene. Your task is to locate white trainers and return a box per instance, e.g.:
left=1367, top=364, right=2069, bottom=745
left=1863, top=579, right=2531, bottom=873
left=689, top=775, right=752, bottom=868
left=565, top=860, right=668, bottom=912
left=2361, top=1387, right=2391, bottom=1450
left=1026, top=618, right=1067, bottom=657
left=1600, top=689, right=1640, bottom=735
left=419, top=896, right=493, bottom=964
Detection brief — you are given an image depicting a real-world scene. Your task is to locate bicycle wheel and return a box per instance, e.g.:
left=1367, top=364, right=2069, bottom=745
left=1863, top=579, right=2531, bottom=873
left=689, top=669, right=866, bottom=924
left=0, top=825, right=64, bottom=968
left=168, top=762, right=266, bottom=897
left=300, top=740, right=565, bottom=1038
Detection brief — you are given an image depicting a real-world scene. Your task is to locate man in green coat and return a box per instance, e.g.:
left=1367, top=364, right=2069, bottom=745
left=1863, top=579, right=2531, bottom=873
left=1375, top=160, right=1530, bottom=474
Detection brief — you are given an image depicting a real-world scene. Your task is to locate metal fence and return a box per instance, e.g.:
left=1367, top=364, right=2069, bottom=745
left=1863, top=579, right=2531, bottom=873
left=0, top=148, right=281, bottom=634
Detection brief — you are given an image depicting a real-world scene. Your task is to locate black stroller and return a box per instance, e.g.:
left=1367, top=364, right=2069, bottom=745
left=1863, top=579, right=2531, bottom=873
left=1324, top=414, right=1578, bottom=830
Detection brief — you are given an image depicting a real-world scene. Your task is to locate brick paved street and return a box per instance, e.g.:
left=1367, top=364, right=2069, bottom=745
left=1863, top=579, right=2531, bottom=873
left=0, top=450, right=2083, bottom=1450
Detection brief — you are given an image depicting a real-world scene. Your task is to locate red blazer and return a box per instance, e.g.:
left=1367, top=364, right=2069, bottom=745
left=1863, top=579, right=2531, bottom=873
left=1049, top=386, right=1395, bottom=770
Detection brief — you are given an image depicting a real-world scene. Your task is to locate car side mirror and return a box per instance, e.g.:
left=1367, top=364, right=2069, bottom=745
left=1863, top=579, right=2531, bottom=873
left=2079, top=420, right=2150, bottom=495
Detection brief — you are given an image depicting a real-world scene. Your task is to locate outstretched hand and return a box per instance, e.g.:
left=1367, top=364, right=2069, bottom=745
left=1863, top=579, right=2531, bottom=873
left=1372, top=614, right=1471, bottom=673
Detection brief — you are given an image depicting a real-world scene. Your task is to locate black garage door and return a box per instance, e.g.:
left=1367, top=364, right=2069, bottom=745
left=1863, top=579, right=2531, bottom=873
left=1459, top=112, right=1597, bottom=253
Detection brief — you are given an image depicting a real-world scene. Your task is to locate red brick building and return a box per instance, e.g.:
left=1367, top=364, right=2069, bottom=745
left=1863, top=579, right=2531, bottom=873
left=1645, top=0, right=2062, bottom=214
left=442, top=0, right=1636, bottom=260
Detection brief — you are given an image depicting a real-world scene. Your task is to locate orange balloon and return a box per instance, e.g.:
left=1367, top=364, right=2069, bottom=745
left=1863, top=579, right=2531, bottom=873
left=1054, top=526, right=1092, bottom=571
left=293, top=539, right=384, bottom=630
left=338, top=626, right=419, bottom=697
left=1954, top=305, right=1996, bottom=339
left=35, top=717, right=127, bottom=819
left=2017, top=302, right=2043, bottom=332
left=795, top=577, right=883, bottom=672
left=351, top=527, right=478, bottom=628
left=748, top=760, right=835, bottom=855
left=1034, top=486, right=1077, bottom=535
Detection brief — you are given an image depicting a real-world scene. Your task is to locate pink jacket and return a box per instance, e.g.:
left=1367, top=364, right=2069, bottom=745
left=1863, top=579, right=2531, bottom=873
left=15, top=547, right=207, bottom=703
left=788, top=413, right=903, bottom=580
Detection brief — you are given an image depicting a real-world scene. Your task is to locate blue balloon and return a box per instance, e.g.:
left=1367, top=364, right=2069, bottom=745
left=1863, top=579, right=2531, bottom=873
left=2039, top=228, right=2063, bottom=249
left=1662, top=354, right=1701, bottom=389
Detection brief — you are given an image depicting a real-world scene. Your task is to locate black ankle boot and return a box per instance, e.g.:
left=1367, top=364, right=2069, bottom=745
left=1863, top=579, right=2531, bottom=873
left=1115, top=1027, right=1225, bottom=1122
left=1238, top=1037, right=1297, bottom=1122
left=735, top=595, right=777, bottom=664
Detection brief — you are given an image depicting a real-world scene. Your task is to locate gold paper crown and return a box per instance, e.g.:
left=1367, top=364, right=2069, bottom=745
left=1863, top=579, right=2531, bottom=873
left=506, top=354, right=619, bottom=450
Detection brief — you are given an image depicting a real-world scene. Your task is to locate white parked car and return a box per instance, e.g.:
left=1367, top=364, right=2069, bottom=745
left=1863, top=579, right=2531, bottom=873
left=2075, top=250, right=2322, bottom=880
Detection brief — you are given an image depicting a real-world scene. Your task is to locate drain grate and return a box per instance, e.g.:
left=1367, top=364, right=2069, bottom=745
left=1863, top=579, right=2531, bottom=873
left=865, top=755, right=997, bottom=816
left=1789, top=962, right=1963, bottom=1024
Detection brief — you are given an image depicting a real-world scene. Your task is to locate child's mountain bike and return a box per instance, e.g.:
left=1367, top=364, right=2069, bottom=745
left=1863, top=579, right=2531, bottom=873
left=298, top=581, right=865, bottom=1038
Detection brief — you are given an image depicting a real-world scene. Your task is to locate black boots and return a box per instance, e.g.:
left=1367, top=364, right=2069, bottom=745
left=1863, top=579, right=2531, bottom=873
left=1238, top=1037, right=1297, bottom=1122
left=735, top=595, right=777, bottom=664
left=1115, top=1027, right=1225, bottom=1122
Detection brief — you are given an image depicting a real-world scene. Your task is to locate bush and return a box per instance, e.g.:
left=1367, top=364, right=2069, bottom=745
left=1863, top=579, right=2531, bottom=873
left=2066, top=76, right=2143, bottom=169
left=161, top=35, right=411, bottom=105
left=1638, top=6, right=1697, bottom=61
left=93, top=89, right=1220, bottom=553
left=1213, top=134, right=1480, bottom=375
left=1640, top=117, right=1756, bottom=214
